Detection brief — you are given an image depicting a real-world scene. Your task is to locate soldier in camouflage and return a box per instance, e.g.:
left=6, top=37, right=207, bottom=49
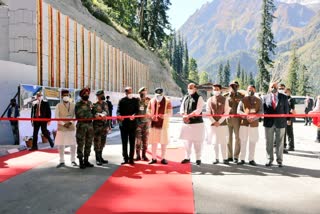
left=135, top=87, right=151, bottom=161
left=92, top=90, right=111, bottom=165
left=75, top=88, right=94, bottom=169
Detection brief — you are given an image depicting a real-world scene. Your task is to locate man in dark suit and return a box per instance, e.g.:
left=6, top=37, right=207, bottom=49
left=263, top=82, right=289, bottom=167
left=30, top=92, right=54, bottom=150
left=117, top=87, right=139, bottom=165
left=7, top=99, right=20, bottom=145
left=304, top=94, right=314, bottom=126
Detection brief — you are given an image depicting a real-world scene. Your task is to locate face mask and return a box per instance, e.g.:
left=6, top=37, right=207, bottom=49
left=188, top=89, right=196, bottom=95
left=127, top=94, right=133, bottom=99
left=62, top=96, right=70, bottom=102
left=37, top=96, right=43, bottom=101
left=248, top=91, right=255, bottom=96
left=101, top=95, right=106, bottom=101
left=271, top=88, right=277, bottom=94
left=156, top=95, right=163, bottom=102
left=213, top=91, right=221, bottom=96
left=278, top=90, right=284, bottom=94
left=33, top=100, right=39, bottom=105
left=11, top=103, right=16, bottom=106
left=82, top=95, right=89, bottom=101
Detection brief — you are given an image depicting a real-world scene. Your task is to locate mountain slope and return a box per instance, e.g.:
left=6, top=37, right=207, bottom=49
left=180, top=0, right=316, bottom=79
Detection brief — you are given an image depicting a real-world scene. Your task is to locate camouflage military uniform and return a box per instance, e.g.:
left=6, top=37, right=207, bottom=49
left=135, top=97, right=151, bottom=160
left=92, top=101, right=111, bottom=152
left=75, top=100, right=94, bottom=159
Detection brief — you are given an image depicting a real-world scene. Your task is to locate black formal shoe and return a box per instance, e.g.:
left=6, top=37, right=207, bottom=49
left=288, top=148, right=294, bottom=151
left=142, top=156, right=149, bottom=161
left=265, top=161, right=273, bottom=167
left=237, top=160, right=245, bottom=165
left=249, top=160, right=257, bottom=166
left=56, top=163, right=65, bottom=168
left=161, top=159, right=168, bottom=165
left=71, top=161, right=78, bottom=166
left=223, top=159, right=229, bottom=165
left=283, top=149, right=288, bottom=154
left=278, top=163, right=283, bottom=167
left=49, top=141, right=54, bottom=148
left=121, top=160, right=129, bottom=165
left=227, top=158, right=233, bottom=162
left=129, top=160, right=135, bottom=165
left=29, top=148, right=38, bottom=151
left=213, top=159, right=219, bottom=164
left=181, top=159, right=190, bottom=164
left=134, top=155, right=141, bottom=161
left=148, top=159, right=157, bottom=164
left=234, top=158, right=239, bottom=163
left=196, top=160, right=201, bottom=165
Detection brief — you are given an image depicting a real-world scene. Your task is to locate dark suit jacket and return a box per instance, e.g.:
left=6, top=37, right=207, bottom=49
left=263, top=93, right=289, bottom=128
left=31, top=100, right=51, bottom=119
left=305, top=98, right=314, bottom=113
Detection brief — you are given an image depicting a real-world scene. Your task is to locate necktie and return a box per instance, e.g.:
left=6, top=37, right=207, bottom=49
left=272, top=95, right=276, bottom=110
left=36, top=103, right=41, bottom=117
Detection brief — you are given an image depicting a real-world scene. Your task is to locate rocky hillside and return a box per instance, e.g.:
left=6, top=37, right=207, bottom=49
left=45, top=0, right=182, bottom=96
left=180, top=0, right=319, bottom=85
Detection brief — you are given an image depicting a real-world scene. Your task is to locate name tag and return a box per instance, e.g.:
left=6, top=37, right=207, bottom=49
left=249, top=109, right=256, bottom=114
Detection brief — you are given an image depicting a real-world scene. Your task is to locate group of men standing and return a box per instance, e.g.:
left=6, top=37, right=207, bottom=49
left=180, top=81, right=291, bottom=167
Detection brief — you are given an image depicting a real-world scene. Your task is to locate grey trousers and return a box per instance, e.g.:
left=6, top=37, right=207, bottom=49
left=227, top=118, right=241, bottom=159
left=265, top=125, right=285, bottom=163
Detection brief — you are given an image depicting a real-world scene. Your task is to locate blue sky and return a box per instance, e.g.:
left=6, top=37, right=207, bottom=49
left=168, top=0, right=210, bottom=30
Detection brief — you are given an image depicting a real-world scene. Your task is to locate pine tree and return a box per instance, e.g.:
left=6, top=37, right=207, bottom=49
left=286, top=46, right=299, bottom=95
left=240, top=69, right=245, bottom=89
left=199, top=71, right=209, bottom=85
left=183, top=41, right=189, bottom=78
left=236, top=61, right=241, bottom=78
left=298, top=65, right=312, bottom=96
left=257, top=0, right=277, bottom=93
left=249, top=72, right=255, bottom=85
left=218, top=64, right=224, bottom=85
left=223, top=61, right=231, bottom=87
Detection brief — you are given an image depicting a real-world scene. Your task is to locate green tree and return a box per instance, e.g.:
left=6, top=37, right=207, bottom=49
left=183, top=41, right=189, bottom=78
left=298, top=65, right=312, bottom=96
left=188, top=70, right=199, bottom=83
left=285, top=46, right=299, bottom=95
left=249, top=72, right=255, bottom=85
left=218, top=63, right=224, bottom=85
left=199, top=71, right=209, bottom=85
left=236, top=61, right=241, bottom=79
left=189, top=58, right=198, bottom=73
left=223, top=61, right=231, bottom=87
left=257, top=0, right=277, bottom=93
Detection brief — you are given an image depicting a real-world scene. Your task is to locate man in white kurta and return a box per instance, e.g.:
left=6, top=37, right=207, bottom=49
left=206, top=84, right=230, bottom=165
left=148, top=88, right=173, bottom=165
left=180, top=83, right=205, bottom=165
left=237, top=85, right=262, bottom=166
left=55, top=90, right=77, bottom=168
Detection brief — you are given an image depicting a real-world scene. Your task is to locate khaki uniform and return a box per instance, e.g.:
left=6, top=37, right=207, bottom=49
left=226, top=92, right=244, bottom=160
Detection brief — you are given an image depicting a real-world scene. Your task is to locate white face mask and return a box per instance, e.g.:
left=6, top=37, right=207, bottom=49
left=278, top=90, right=285, bottom=94
left=188, top=89, right=195, bottom=95
left=63, top=96, right=70, bottom=102
left=32, top=100, right=39, bottom=105
left=127, top=94, right=133, bottom=99
left=155, top=94, right=163, bottom=102
left=213, top=91, right=221, bottom=96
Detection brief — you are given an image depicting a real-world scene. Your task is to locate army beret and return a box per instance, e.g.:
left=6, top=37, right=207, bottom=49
left=229, top=80, right=239, bottom=86
left=212, top=84, right=222, bottom=89
left=138, top=87, right=147, bottom=93
left=154, top=88, right=163, bottom=94
left=96, top=90, right=104, bottom=96
left=79, top=88, right=90, bottom=97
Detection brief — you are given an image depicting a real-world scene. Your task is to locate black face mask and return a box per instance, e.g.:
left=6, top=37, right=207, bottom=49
left=101, top=95, right=106, bottom=101
left=11, top=103, right=16, bottom=106
left=82, top=95, right=89, bottom=101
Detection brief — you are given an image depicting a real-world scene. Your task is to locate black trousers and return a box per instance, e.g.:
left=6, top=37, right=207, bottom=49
left=32, top=122, right=53, bottom=149
left=284, top=124, right=294, bottom=149
left=10, top=121, right=20, bottom=145
left=120, top=125, right=136, bottom=161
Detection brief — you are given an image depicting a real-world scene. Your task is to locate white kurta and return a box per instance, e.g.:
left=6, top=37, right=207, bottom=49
left=179, top=95, right=205, bottom=142
left=54, top=102, right=77, bottom=146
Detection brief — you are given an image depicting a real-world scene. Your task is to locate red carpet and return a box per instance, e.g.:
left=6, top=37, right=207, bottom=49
left=0, top=149, right=58, bottom=183
left=77, top=147, right=194, bottom=214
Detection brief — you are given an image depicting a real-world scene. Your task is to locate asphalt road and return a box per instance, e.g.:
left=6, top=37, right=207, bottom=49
left=0, top=120, right=320, bottom=214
